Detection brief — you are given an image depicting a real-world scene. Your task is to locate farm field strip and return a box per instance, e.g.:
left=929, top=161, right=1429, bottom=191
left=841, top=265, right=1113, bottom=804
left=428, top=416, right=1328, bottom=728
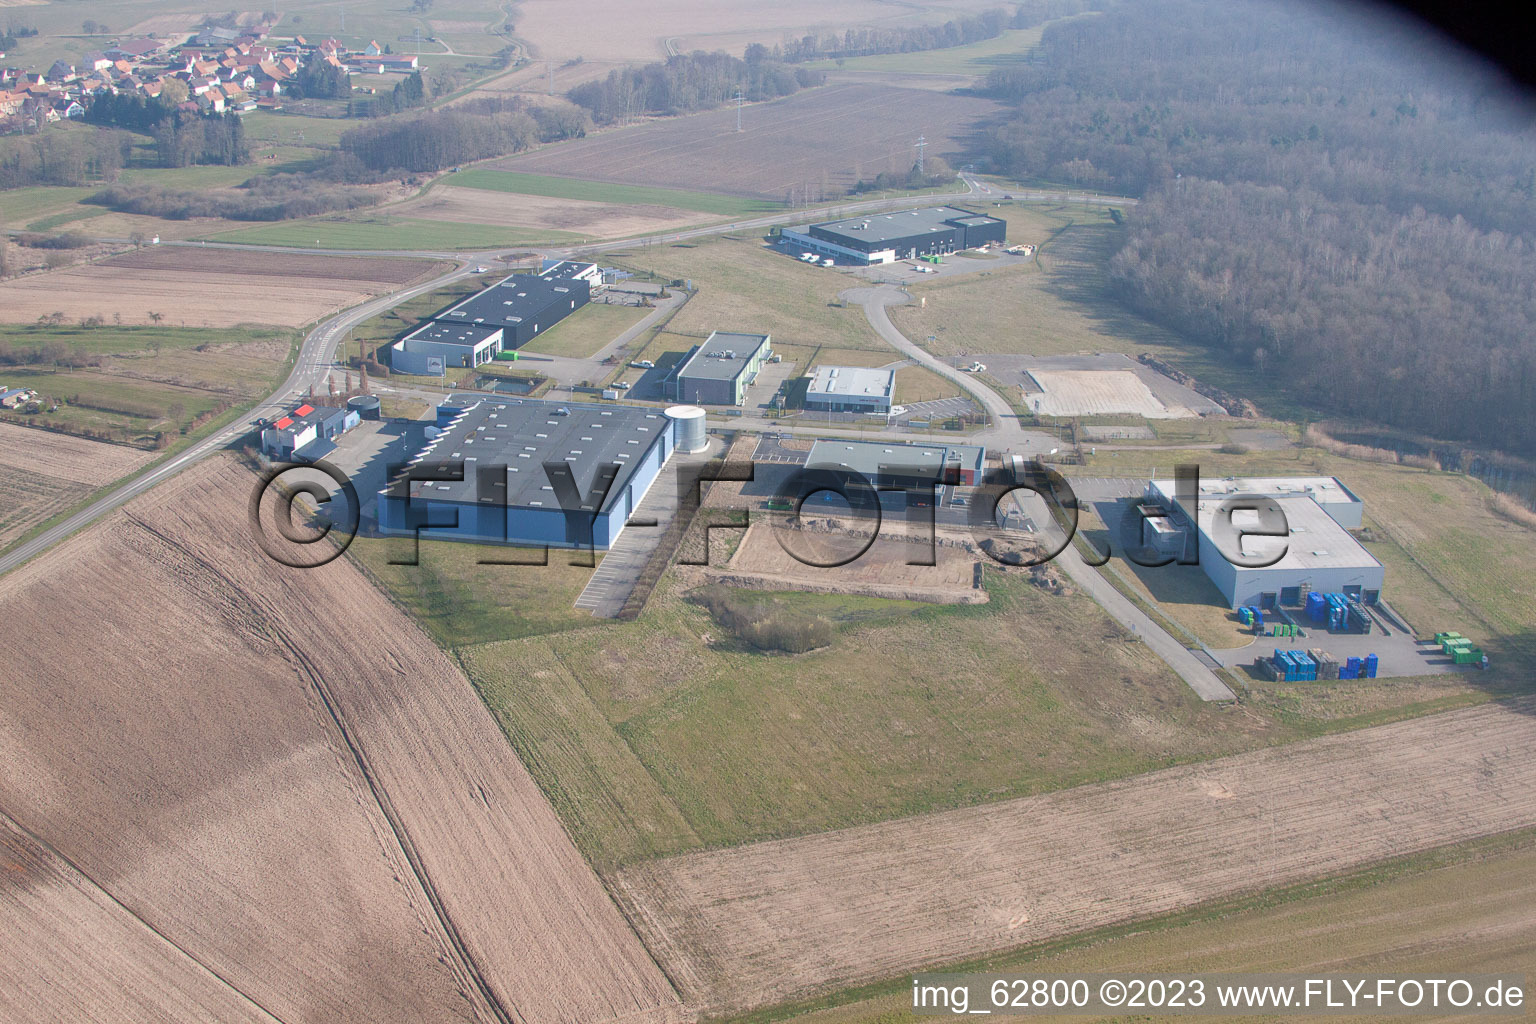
left=0, top=457, right=686, bottom=1024
left=496, top=85, right=1001, bottom=201
left=614, top=698, right=1536, bottom=1014
left=0, top=811, right=278, bottom=1024
left=0, top=249, right=446, bottom=329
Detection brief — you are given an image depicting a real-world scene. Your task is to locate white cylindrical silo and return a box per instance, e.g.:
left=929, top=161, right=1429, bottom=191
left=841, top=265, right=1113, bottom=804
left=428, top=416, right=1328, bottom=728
left=666, top=405, right=708, bottom=453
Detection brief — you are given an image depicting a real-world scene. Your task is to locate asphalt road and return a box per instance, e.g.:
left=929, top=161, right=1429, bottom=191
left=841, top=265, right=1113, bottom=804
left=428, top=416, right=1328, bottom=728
left=0, top=258, right=477, bottom=577
left=846, top=283, right=1236, bottom=702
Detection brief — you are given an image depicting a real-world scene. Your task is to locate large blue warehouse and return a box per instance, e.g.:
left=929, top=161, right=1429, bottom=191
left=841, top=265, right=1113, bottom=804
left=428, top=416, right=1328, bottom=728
left=378, top=398, right=682, bottom=549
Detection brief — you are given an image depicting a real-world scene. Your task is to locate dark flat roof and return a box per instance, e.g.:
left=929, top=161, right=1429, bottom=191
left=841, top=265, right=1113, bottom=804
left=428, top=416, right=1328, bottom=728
left=810, top=206, right=1000, bottom=247
left=675, top=331, right=771, bottom=382
left=434, top=273, right=585, bottom=331
left=389, top=399, right=670, bottom=513
left=402, top=321, right=502, bottom=348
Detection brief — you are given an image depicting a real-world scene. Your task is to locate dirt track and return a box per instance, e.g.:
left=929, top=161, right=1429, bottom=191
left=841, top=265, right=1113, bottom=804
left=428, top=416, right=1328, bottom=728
left=614, top=698, right=1536, bottom=1014
left=0, top=457, right=685, bottom=1024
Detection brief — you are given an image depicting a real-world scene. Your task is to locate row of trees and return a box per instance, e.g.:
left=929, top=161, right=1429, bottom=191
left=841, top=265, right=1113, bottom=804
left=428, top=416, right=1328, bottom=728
left=567, top=51, right=824, bottom=125
left=766, top=0, right=1088, bottom=63
left=980, top=0, right=1536, bottom=454
left=338, top=96, right=593, bottom=173
left=0, top=129, right=133, bottom=188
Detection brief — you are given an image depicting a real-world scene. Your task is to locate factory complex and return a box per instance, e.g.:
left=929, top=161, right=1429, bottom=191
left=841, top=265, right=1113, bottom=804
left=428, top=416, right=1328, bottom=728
left=379, top=397, right=697, bottom=550
left=1142, top=475, right=1383, bottom=609
left=780, top=206, right=1006, bottom=265
left=390, top=261, right=601, bottom=376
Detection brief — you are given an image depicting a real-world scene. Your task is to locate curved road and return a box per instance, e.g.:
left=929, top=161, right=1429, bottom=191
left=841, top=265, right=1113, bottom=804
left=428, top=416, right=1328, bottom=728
left=845, top=283, right=1235, bottom=702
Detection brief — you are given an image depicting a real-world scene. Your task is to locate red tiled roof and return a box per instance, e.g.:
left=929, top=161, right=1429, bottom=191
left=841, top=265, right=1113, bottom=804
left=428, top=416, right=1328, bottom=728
left=294, top=403, right=314, bottom=416
left=274, top=416, right=293, bottom=429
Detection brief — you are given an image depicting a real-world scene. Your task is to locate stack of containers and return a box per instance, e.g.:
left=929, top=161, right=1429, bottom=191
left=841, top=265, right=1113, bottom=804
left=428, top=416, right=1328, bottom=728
left=1436, top=632, right=1483, bottom=665
left=1364, top=653, right=1379, bottom=678
left=1341, top=656, right=1363, bottom=680
left=1272, top=650, right=1318, bottom=681
left=1306, top=592, right=1329, bottom=624
left=1309, top=649, right=1340, bottom=680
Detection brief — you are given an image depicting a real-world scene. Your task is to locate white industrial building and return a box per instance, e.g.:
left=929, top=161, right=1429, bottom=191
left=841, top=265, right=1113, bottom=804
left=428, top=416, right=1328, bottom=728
left=804, top=365, right=896, bottom=415
left=1143, top=475, right=1382, bottom=608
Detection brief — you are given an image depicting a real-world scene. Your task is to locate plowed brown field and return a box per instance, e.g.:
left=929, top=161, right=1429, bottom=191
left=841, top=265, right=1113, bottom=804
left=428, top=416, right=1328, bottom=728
left=614, top=698, right=1536, bottom=1014
left=495, top=84, right=1000, bottom=201
left=0, top=457, right=685, bottom=1024
left=0, top=423, right=155, bottom=551
left=0, top=250, right=444, bottom=329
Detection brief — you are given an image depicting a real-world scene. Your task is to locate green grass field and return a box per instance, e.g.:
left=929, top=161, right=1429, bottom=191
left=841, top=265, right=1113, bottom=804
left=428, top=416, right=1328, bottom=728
left=450, top=169, right=781, bottom=217
left=0, top=325, right=297, bottom=443
left=200, top=216, right=585, bottom=250
left=518, top=301, right=651, bottom=359
left=461, top=570, right=1290, bottom=869
left=347, top=537, right=605, bottom=648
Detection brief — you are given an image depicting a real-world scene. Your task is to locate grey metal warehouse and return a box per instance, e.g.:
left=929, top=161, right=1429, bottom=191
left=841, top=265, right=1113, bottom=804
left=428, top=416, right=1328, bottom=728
left=432, top=270, right=590, bottom=347
left=779, top=206, right=1006, bottom=264
left=1142, top=476, right=1382, bottom=609
left=388, top=261, right=597, bottom=376
left=378, top=398, right=683, bottom=549
left=805, top=365, right=895, bottom=415
left=668, top=331, right=772, bottom=406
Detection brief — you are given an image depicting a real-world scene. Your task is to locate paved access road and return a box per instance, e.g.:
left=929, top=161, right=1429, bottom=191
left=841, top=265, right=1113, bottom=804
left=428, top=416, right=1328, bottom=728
left=844, top=283, right=1236, bottom=702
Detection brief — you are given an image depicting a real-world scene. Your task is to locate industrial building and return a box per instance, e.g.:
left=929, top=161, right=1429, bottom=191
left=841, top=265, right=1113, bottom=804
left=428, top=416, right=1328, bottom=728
left=804, top=365, right=896, bottom=415
left=1143, top=476, right=1382, bottom=609
left=260, top=402, right=359, bottom=461
left=432, top=269, right=591, bottom=346
left=378, top=398, right=692, bottom=549
left=389, top=322, right=504, bottom=375
left=668, top=331, right=772, bottom=406
left=780, top=206, right=1006, bottom=265
left=807, top=439, right=986, bottom=492
left=388, top=261, right=599, bottom=376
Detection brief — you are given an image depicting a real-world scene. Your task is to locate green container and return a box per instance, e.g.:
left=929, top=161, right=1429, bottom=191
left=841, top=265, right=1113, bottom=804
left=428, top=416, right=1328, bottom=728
left=1452, top=646, right=1484, bottom=665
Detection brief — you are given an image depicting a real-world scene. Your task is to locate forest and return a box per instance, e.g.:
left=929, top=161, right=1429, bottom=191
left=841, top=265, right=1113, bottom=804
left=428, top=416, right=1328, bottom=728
left=566, top=51, right=824, bottom=125
left=981, top=0, right=1536, bottom=455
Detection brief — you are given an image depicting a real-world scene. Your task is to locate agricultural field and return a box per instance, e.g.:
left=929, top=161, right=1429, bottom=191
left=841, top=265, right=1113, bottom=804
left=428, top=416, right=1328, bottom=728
left=496, top=84, right=1001, bottom=201
left=807, top=25, right=1051, bottom=76
left=0, top=323, right=297, bottom=445
left=511, top=0, right=1008, bottom=61
left=726, top=829, right=1536, bottom=1024
left=200, top=215, right=584, bottom=250
left=0, top=422, right=154, bottom=551
left=614, top=697, right=1536, bottom=1015
left=0, top=456, right=686, bottom=1024
left=449, top=170, right=781, bottom=217
left=388, top=184, right=713, bottom=242
left=0, top=247, right=444, bottom=328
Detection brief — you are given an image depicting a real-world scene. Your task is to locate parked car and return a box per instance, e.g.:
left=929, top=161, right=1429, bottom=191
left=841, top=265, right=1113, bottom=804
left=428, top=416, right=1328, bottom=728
left=553, top=406, right=570, bottom=416
left=630, top=359, right=654, bottom=368
left=615, top=381, right=631, bottom=389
